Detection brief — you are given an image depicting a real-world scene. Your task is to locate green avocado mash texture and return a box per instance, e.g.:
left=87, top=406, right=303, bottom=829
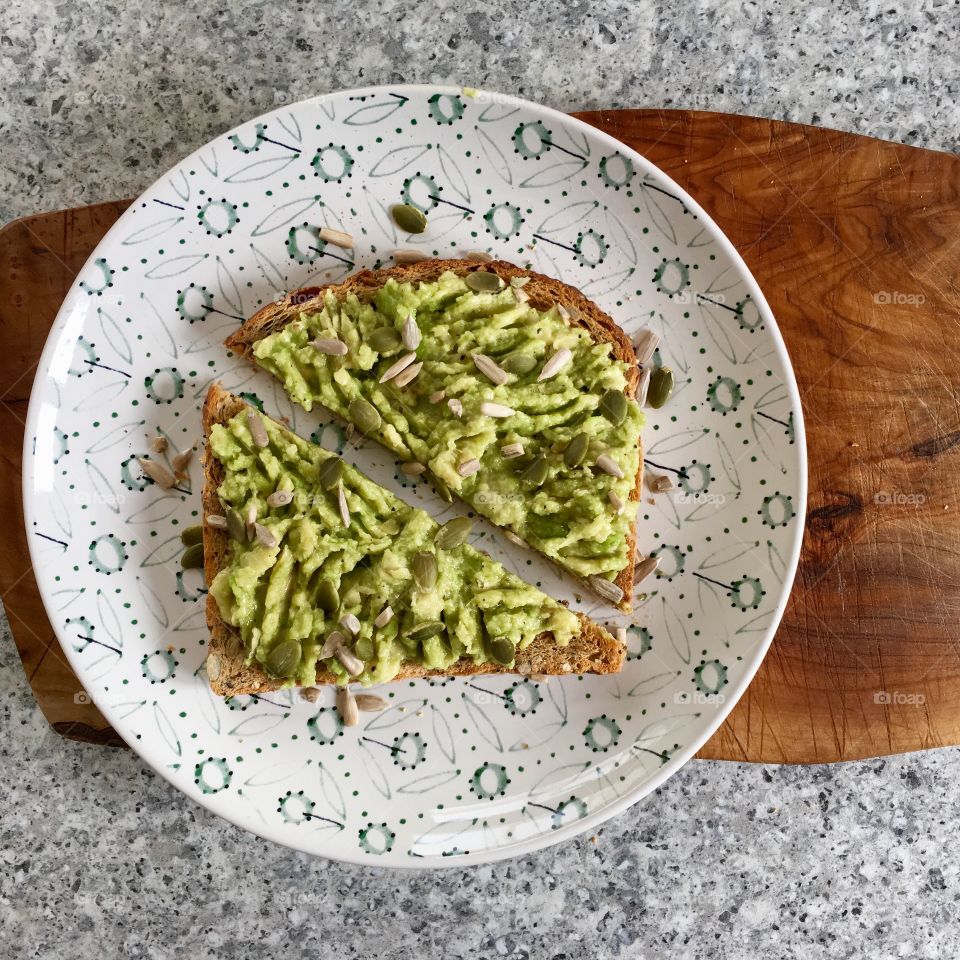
left=250, top=271, right=644, bottom=584
left=208, top=408, right=580, bottom=686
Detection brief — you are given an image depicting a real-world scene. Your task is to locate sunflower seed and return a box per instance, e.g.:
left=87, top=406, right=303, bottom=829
left=636, top=367, right=652, bottom=407
left=447, top=398, right=463, bottom=417
left=401, top=462, right=426, bottom=477
left=464, top=250, right=493, bottom=262
left=379, top=351, right=418, bottom=384
left=267, top=489, right=293, bottom=509
left=556, top=304, right=572, bottom=322
left=465, top=271, right=503, bottom=294
left=616, top=627, right=627, bottom=645
left=319, top=227, right=354, bottom=249
left=392, top=248, right=428, bottom=264
left=634, top=555, right=660, bottom=584
left=632, top=327, right=660, bottom=365
left=171, top=447, right=194, bottom=475
left=391, top=203, right=428, bottom=234
left=254, top=523, right=277, bottom=548
left=206, top=514, right=228, bottom=529
left=501, top=442, right=525, bottom=459
left=299, top=687, right=322, bottom=703
left=471, top=353, right=509, bottom=385
left=355, top=694, right=388, bottom=712
left=244, top=501, right=258, bottom=540
left=340, top=612, right=361, bottom=636
left=321, top=630, right=347, bottom=658
left=429, top=389, right=446, bottom=404
left=480, top=401, right=515, bottom=418
left=538, top=348, right=572, bottom=382
left=149, top=435, right=168, bottom=454
left=206, top=654, right=220, bottom=681
left=588, top=575, right=624, bottom=605
left=649, top=473, right=674, bottom=494
left=137, top=457, right=176, bottom=490
left=246, top=410, right=269, bottom=448
left=336, top=686, right=360, bottom=725
left=374, top=605, right=394, bottom=628
left=513, top=285, right=530, bottom=303
left=392, top=360, right=422, bottom=388
left=596, top=453, right=624, bottom=478
left=344, top=423, right=355, bottom=442
left=335, top=647, right=365, bottom=677
left=338, top=482, right=351, bottom=527
left=458, top=458, right=481, bottom=478
left=510, top=276, right=530, bottom=288
left=504, top=530, right=526, bottom=547
left=401, top=315, right=421, bottom=350
left=312, top=337, right=349, bottom=356
left=608, top=490, right=625, bottom=515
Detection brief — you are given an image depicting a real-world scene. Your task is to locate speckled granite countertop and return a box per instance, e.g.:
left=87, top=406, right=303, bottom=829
left=2, top=1, right=957, bottom=957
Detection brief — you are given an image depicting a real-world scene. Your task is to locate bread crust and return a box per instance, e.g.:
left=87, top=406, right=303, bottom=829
left=201, top=383, right=625, bottom=697
left=224, top=259, right=643, bottom=609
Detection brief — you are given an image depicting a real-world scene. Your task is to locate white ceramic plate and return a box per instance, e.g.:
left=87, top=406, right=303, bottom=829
left=24, top=85, right=805, bottom=866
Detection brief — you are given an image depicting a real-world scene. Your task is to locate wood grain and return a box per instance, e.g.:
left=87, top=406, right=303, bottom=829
left=2, top=110, right=958, bottom=762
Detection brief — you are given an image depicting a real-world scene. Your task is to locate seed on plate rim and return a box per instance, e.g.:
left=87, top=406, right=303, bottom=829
left=355, top=693, right=388, bottom=712
left=636, top=367, right=652, bottom=407
left=616, top=627, right=627, bottom=644
left=538, top=347, right=572, bottom=382
left=401, top=461, right=427, bottom=477
left=137, top=457, right=176, bottom=490
left=379, top=351, right=418, bottom=384
left=596, top=453, right=625, bottom=478
left=392, top=248, right=428, bottom=264
left=149, top=435, right=168, bottom=454
left=588, top=575, right=624, bottom=605
left=336, top=686, right=360, bottom=725
left=390, top=203, right=428, bottom=234
left=503, top=530, right=526, bottom=547
left=299, top=687, right=322, bottom=703
left=634, top=555, right=661, bottom=585
left=632, top=327, right=661, bottom=365
left=464, top=250, right=493, bottom=262
left=649, top=473, right=674, bottom=494
left=171, top=447, right=194, bottom=475
left=318, top=226, right=354, bottom=249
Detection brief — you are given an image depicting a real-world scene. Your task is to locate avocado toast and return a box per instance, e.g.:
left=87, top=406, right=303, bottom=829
left=202, top=384, right=625, bottom=696
left=224, top=259, right=644, bottom=610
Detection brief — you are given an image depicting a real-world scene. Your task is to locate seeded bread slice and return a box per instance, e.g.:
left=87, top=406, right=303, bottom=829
left=224, top=259, right=644, bottom=610
left=202, top=383, right=625, bottom=697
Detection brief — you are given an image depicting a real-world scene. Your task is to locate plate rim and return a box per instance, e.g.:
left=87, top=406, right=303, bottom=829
left=22, top=83, right=808, bottom=868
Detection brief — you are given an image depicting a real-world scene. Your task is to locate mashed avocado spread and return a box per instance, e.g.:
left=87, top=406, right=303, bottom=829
left=250, top=271, right=644, bottom=585
left=208, top=407, right=580, bottom=686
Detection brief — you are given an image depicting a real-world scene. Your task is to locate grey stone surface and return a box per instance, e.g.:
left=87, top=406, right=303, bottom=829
left=1, top=1, right=957, bottom=957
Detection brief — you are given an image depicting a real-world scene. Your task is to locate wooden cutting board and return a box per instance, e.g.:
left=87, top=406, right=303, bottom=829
left=3, top=109, right=958, bottom=762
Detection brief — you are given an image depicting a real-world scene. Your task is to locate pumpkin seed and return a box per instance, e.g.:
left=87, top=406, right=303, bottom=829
left=336, top=686, right=360, bottom=726
left=480, top=401, right=515, bottom=418
left=632, top=327, right=660, bottom=365
left=636, top=367, right=652, bottom=407
left=527, top=514, right=570, bottom=539
left=436, top=516, right=473, bottom=549
left=349, top=397, right=382, bottom=433
left=254, top=523, right=277, bottom=548
left=137, top=457, right=176, bottom=490
left=501, top=351, right=537, bottom=375
left=520, top=454, right=548, bottom=486
left=457, top=458, right=481, bottom=478
left=267, top=489, right=294, bottom=508
left=379, top=351, right=417, bottom=384
left=205, top=514, right=228, bottom=529
left=599, top=388, right=628, bottom=426
left=501, top=442, right=525, bottom=459
left=596, top=453, right=624, bottom=478
left=563, top=433, right=589, bottom=468
left=354, top=637, right=375, bottom=661
left=316, top=579, right=340, bottom=612
left=464, top=250, right=493, bottom=262
left=392, top=360, right=422, bottom=388
left=447, top=398, right=464, bottom=417
left=391, top=203, right=428, bottom=234
left=587, top=575, right=624, bottom=605
left=318, top=457, right=343, bottom=490
left=246, top=409, right=269, bottom=448
left=265, top=639, right=301, bottom=678
left=401, top=315, right=421, bottom=350
left=226, top=507, right=246, bottom=542
left=318, top=227, right=354, bottom=249
left=634, top=555, right=660, bottom=584
left=392, top=248, right=428, bottom=264
left=429, top=472, right=454, bottom=503
left=180, top=543, right=204, bottom=569
left=412, top=552, right=438, bottom=590
left=408, top=620, right=444, bottom=643
left=311, top=337, right=349, bottom=356
left=647, top=366, right=674, bottom=409
left=335, top=646, right=365, bottom=677
left=340, top=612, right=361, bottom=636
left=538, top=347, right=572, bottom=381
left=471, top=353, right=509, bottom=386
left=465, top=270, right=503, bottom=294
left=374, top=605, right=394, bottom=628
left=180, top=525, right=204, bottom=546
left=355, top=693, right=388, bottom=712
left=490, top=637, right=515, bottom=665
left=369, top=326, right=402, bottom=352
left=337, top=482, right=351, bottom=527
